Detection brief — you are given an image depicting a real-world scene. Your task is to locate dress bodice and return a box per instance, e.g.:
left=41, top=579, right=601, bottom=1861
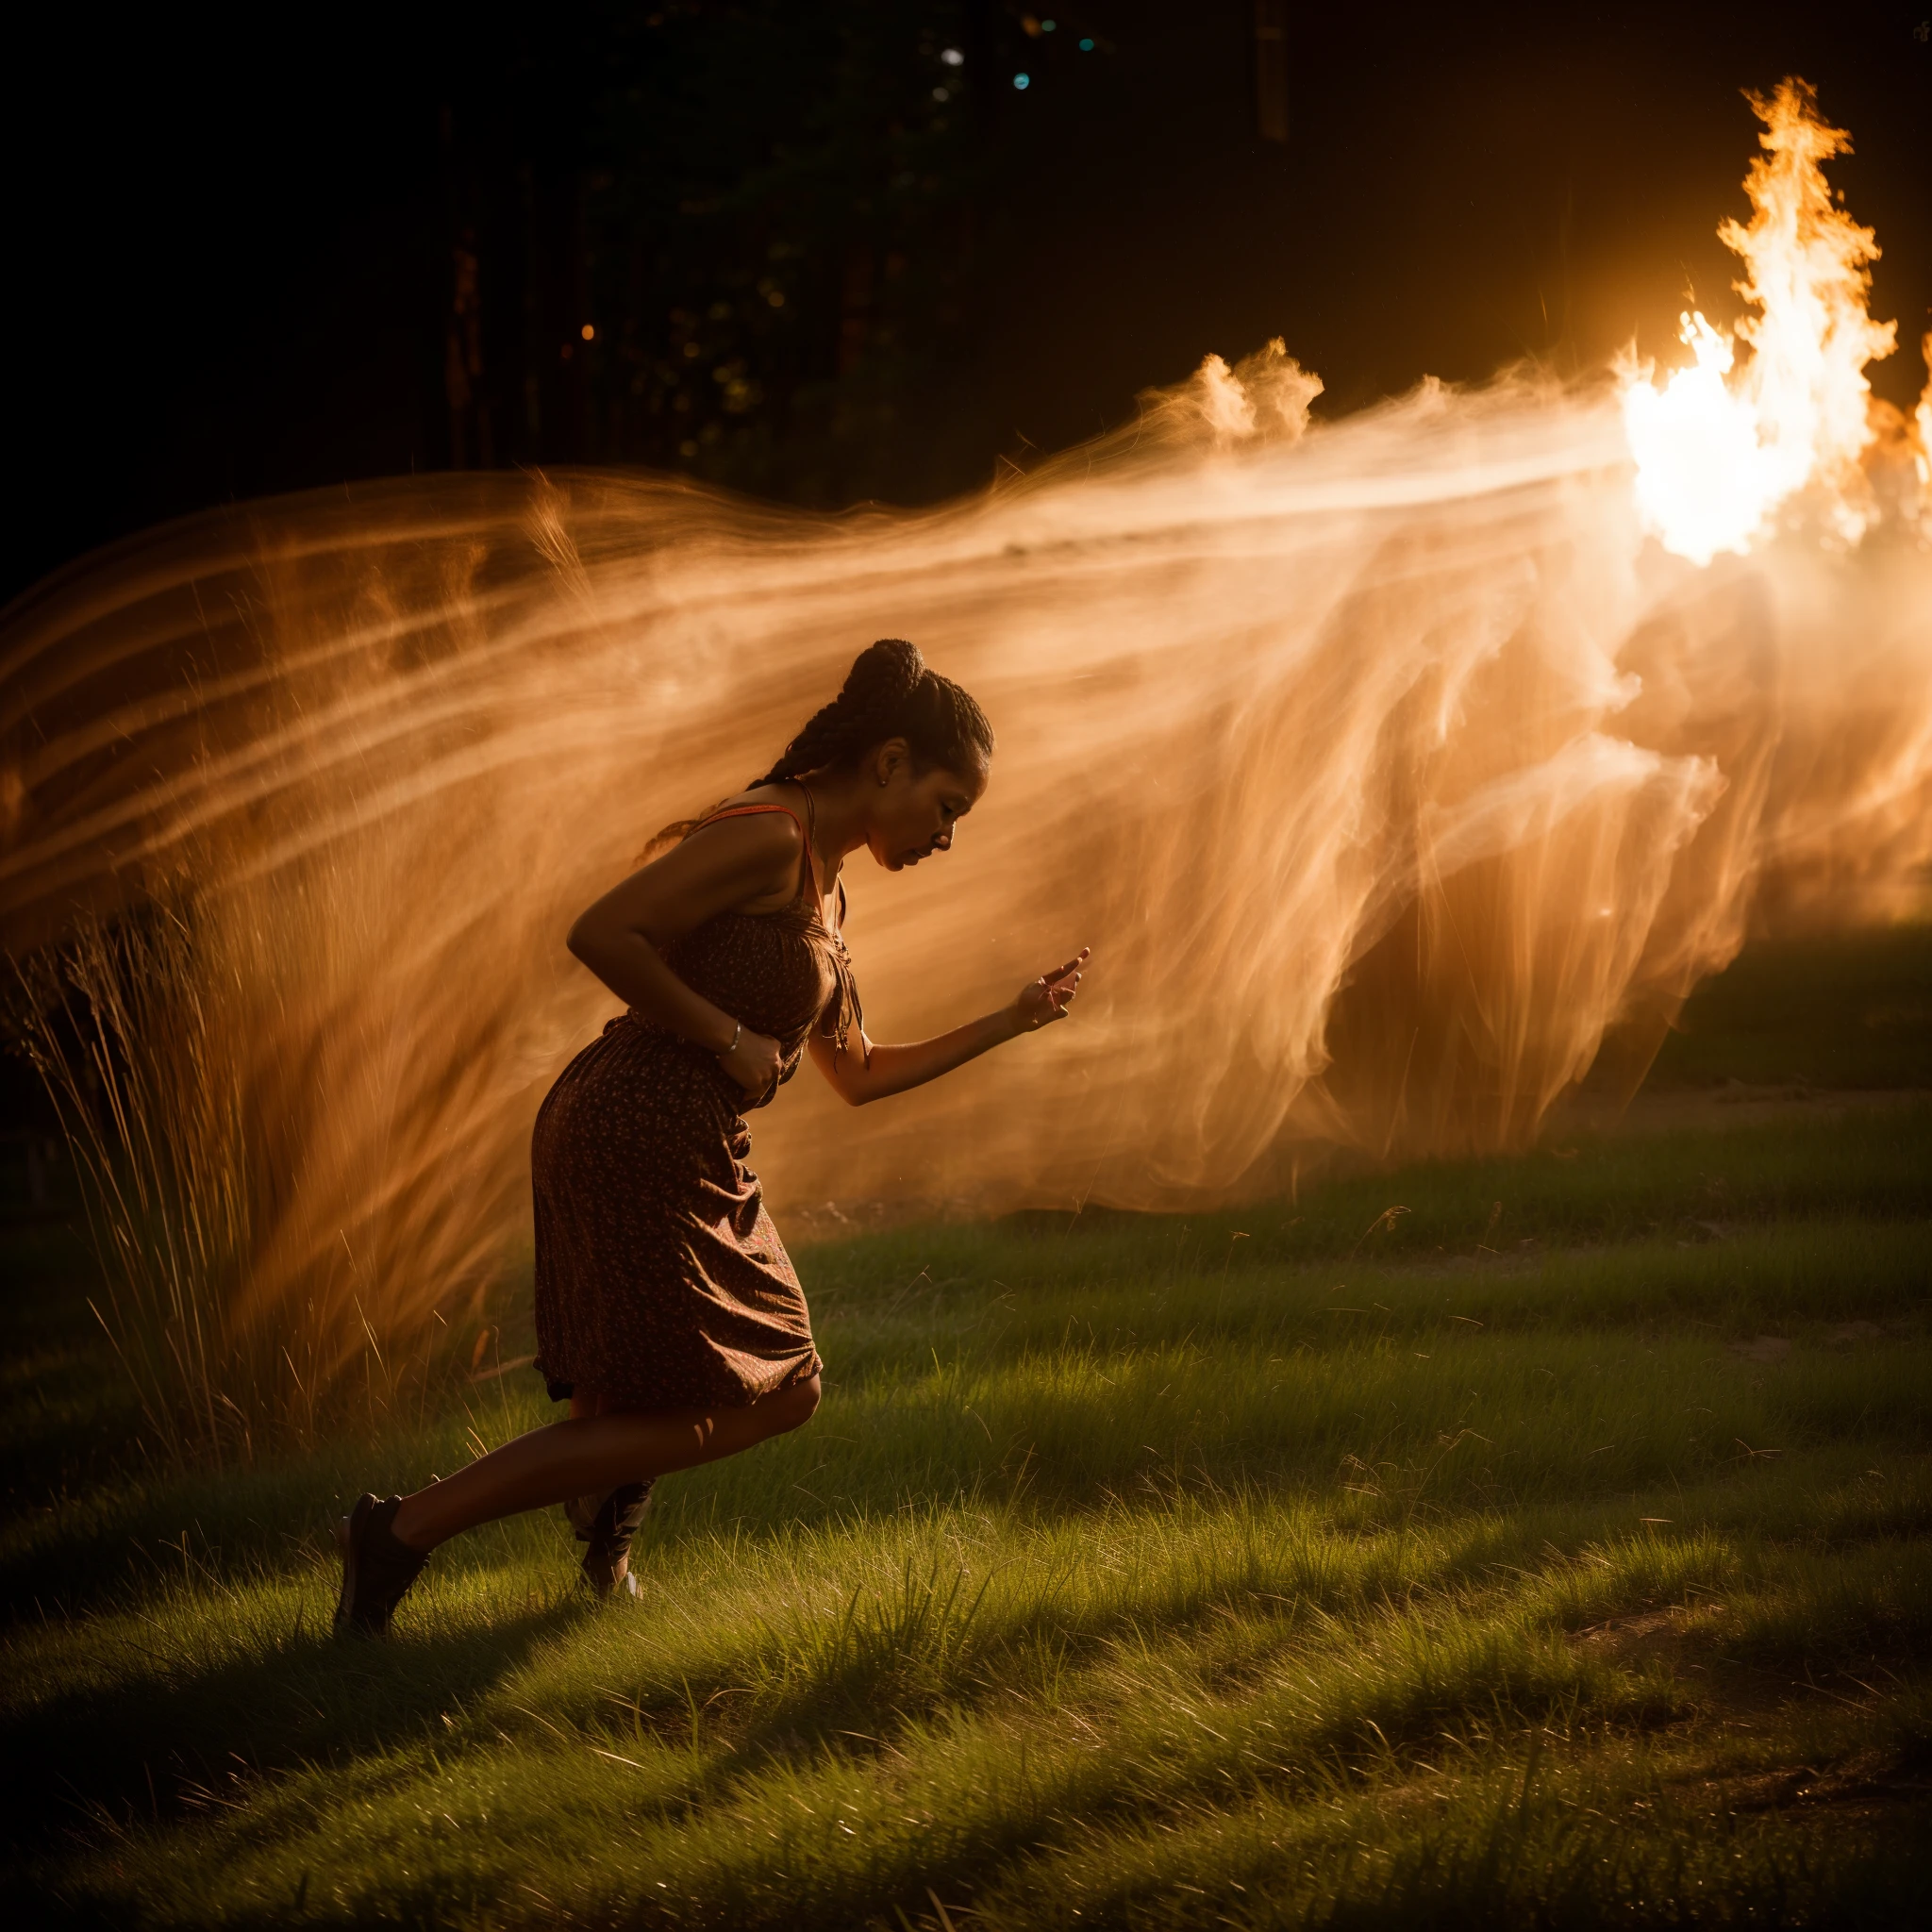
left=635, top=797, right=862, bottom=1107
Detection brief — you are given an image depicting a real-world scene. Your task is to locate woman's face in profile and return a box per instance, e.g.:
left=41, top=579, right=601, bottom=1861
left=870, top=753, right=989, bottom=872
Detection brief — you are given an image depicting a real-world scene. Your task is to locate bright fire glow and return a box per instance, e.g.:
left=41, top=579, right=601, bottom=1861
left=1918, top=333, right=1932, bottom=492
left=1621, top=78, right=1897, bottom=565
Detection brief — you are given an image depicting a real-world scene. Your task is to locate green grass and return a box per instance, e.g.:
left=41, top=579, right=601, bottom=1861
left=1646, top=922, right=1932, bottom=1091
left=3, top=929, right=1931, bottom=1927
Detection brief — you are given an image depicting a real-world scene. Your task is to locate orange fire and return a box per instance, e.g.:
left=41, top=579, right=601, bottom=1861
left=1620, top=80, right=1903, bottom=564
left=1918, top=333, right=1932, bottom=494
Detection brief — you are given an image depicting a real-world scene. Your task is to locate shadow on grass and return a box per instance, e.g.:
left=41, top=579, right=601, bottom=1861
left=0, top=1223, right=143, bottom=1507
left=1, top=1595, right=585, bottom=1852
left=1649, top=924, right=1932, bottom=1092
left=0, top=1445, right=474, bottom=1629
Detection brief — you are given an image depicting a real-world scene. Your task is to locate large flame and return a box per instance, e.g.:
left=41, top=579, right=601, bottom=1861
left=1918, top=332, right=1932, bottom=493
left=2, top=87, right=1929, bottom=1425
left=1620, top=79, right=1899, bottom=565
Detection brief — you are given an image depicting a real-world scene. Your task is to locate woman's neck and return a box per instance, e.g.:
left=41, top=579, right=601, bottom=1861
left=793, top=770, right=870, bottom=881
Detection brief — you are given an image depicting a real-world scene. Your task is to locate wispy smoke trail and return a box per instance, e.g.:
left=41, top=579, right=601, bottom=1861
left=3, top=97, right=1929, bottom=1418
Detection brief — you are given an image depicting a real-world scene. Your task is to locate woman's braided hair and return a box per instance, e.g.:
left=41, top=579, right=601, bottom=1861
left=752, top=639, right=993, bottom=787
left=639, top=641, right=991, bottom=866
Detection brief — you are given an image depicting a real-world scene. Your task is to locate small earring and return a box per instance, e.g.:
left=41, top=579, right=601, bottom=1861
left=878, top=775, right=889, bottom=786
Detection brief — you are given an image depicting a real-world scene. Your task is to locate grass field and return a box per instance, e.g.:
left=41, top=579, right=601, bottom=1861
left=4, top=927, right=1931, bottom=1928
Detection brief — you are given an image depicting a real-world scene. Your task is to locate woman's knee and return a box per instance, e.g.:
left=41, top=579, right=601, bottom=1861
left=767, top=1373, right=821, bottom=1435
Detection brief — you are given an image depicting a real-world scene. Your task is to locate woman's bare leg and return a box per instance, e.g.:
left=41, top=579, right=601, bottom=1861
left=566, top=1388, right=646, bottom=1587
left=389, top=1374, right=820, bottom=1552
left=566, top=1387, right=630, bottom=1423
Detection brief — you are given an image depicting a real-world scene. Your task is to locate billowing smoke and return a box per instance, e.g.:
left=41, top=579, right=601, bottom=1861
left=2, top=82, right=1927, bottom=1417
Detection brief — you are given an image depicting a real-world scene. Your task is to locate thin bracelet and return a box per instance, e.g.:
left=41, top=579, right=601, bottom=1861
left=716, top=1020, right=741, bottom=1058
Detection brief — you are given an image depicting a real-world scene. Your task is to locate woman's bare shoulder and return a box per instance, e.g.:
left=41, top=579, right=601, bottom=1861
left=673, top=790, right=804, bottom=878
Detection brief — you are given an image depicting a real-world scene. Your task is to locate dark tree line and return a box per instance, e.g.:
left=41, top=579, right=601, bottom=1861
left=6, top=0, right=1925, bottom=605
left=433, top=3, right=1123, bottom=506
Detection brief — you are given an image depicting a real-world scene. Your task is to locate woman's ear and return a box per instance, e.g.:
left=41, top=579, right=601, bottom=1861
left=874, top=737, right=911, bottom=788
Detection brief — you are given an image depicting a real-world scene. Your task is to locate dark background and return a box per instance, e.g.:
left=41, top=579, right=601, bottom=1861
left=4, top=1, right=1929, bottom=607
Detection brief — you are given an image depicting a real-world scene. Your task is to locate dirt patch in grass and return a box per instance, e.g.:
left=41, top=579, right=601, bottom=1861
left=1567, top=1607, right=1907, bottom=1732
left=1690, top=1750, right=1932, bottom=1821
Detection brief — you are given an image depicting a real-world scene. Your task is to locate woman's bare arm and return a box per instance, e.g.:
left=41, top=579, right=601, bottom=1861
left=567, top=813, right=803, bottom=1088
left=808, top=950, right=1088, bottom=1106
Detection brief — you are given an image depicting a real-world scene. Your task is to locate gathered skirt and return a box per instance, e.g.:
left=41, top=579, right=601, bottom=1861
left=530, top=1015, right=821, bottom=1409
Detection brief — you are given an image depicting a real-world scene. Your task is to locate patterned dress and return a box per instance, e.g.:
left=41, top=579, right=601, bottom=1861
left=531, top=799, right=860, bottom=1408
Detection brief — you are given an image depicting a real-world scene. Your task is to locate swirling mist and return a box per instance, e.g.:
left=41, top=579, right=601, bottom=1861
left=4, top=340, right=1930, bottom=1393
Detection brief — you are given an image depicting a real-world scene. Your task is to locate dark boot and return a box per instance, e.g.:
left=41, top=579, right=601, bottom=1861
left=334, top=1493, right=428, bottom=1637
left=564, top=1480, right=654, bottom=1598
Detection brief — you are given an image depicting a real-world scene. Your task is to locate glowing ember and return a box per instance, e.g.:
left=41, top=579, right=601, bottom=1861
left=1620, top=78, right=1898, bottom=565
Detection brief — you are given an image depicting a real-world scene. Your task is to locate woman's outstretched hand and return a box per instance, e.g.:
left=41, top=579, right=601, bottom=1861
left=719, top=1024, right=785, bottom=1093
left=1011, top=948, right=1091, bottom=1034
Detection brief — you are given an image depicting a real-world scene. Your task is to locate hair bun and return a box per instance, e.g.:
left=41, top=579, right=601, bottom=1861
left=840, top=638, right=926, bottom=713
left=745, top=635, right=990, bottom=788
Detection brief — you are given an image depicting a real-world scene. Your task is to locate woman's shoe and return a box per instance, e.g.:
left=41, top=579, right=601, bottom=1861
left=334, top=1493, right=428, bottom=1637
left=565, top=1480, right=654, bottom=1598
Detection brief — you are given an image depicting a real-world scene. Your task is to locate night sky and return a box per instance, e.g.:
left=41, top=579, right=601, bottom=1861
left=4, top=2, right=1928, bottom=608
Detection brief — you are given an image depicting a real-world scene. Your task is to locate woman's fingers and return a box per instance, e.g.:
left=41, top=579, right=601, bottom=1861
left=1043, top=946, right=1091, bottom=985
left=722, top=1026, right=784, bottom=1091
left=1041, top=952, right=1088, bottom=1019
left=1012, top=949, right=1089, bottom=1031
left=1040, top=980, right=1077, bottom=1020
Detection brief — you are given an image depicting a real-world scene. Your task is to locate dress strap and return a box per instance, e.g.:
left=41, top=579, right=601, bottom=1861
left=693, top=803, right=804, bottom=832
